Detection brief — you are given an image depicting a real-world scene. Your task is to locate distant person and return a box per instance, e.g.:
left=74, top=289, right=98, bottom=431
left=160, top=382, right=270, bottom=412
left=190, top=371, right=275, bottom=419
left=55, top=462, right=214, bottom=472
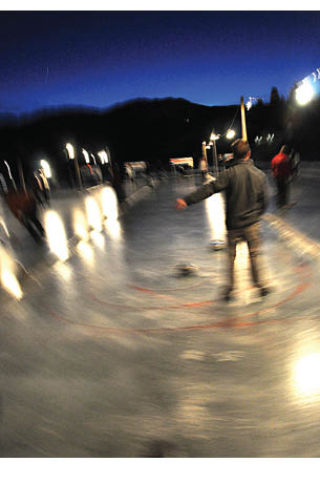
left=125, top=164, right=134, bottom=183
left=199, top=157, right=208, bottom=181
left=4, top=189, right=46, bottom=243
left=271, top=145, right=293, bottom=208
left=38, top=169, right=51, bottom=205
left=176, top=139, right=270, bottom=302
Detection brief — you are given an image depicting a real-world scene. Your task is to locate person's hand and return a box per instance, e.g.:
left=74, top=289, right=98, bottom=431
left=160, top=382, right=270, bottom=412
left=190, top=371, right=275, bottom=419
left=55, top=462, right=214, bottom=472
left=175, top=198, right=187, bottom=210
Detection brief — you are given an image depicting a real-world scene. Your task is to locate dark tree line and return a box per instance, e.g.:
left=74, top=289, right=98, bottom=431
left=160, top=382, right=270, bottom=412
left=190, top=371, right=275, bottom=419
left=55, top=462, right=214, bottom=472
left=0, top=86, right=320, bottom=188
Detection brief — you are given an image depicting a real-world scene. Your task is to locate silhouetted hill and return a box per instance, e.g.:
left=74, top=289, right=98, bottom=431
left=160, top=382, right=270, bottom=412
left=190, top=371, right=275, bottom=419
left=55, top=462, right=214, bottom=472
left=0, top=97, right=241, bottom=183
left=1, top=95, right=319, bottom=187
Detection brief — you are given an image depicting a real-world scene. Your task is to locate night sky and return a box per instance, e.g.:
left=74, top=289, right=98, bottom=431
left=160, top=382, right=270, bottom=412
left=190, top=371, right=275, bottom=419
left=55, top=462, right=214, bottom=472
left=0, top=10, right=320, bottom=114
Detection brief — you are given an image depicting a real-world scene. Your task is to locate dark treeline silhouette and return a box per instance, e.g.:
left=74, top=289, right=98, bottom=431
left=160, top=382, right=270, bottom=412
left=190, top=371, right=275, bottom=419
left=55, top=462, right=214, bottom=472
left=0, top=90, right=319, bottom=188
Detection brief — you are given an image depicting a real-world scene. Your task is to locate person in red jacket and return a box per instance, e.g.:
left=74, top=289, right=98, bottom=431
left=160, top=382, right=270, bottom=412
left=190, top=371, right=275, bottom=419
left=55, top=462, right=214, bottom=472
left=271, top=145, right=293, bottom=208
left=4, top=189, right=46, bottom=243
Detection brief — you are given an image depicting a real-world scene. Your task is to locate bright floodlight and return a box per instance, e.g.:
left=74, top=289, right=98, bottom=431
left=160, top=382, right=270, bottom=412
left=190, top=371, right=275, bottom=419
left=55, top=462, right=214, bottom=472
left=296, top=82, right=315, bottom=106
left=40, top=159, right=52, bottom=178
left=66, top=143, right=75, bottom=160
left=226, top=129, right=236, bottom=140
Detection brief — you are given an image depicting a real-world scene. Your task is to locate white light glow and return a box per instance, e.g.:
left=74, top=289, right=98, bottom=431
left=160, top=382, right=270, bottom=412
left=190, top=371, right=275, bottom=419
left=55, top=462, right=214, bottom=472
left=205, top=193, right=226, bottom=241
left=294, top=353, right=320, bottom=397
left=82, top=149, right=90, bottom=164
left=101, top=186, right=119, bottom=221
left=44, top=211, right=69, bottom=262
left=54, top=261, right=72, bottom=281
left=90, top=231, right=105, bottom=249
left=210, top=133, right=220, bottom=141
left=85, top=196, right=102, bottom=232
left=226, top=129, right=236, bottom=140
left=97, top=150, right=109, bottom=165
left=66, top=143, right=75, bottom=160
left=73, top=209, right=89, bottom=241
left=77, top=240, right=94, bottom=264
left=105, top=218, right=122, bottom=241
left=40, top=159, right=52, bottom=178
left=1, top=268, right=23, bottom=300
left=0, top=247, right=23, bottom=300
left=296, top=81, right=315, bottom=106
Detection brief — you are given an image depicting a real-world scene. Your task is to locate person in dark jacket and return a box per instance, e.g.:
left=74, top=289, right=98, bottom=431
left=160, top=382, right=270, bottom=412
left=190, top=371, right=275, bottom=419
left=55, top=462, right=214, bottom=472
left=176, top=139, right=271, bottom=302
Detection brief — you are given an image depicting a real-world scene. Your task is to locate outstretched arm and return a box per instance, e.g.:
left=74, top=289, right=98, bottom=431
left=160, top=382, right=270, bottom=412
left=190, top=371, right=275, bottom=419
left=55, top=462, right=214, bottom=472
left=184, top=171, right=230, bottom=206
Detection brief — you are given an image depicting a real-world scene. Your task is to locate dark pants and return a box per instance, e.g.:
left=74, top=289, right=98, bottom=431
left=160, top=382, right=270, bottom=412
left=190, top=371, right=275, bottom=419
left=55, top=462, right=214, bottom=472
left=275, top=177, right=290, bottom=208
left=226, top=222, right=264, bottom=293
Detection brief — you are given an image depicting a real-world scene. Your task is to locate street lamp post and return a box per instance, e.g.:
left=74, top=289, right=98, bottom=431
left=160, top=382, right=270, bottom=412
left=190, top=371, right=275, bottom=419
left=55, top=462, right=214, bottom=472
left=240, top=96, right=248, bottom=141
left=202, top=141, right=208, bottom=164
left=210, top=131, right=219, bottom=176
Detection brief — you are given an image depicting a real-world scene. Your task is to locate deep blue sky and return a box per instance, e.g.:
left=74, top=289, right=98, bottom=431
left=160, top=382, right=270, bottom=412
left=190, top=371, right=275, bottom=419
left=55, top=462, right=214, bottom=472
left=0, top=10, right=319, bottom=114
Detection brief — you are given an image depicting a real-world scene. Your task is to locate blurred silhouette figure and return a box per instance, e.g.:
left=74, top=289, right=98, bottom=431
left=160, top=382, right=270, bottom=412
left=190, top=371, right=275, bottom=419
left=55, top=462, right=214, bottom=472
left=271, top=145, right=293, bottom=208
left=125, top=163, right=135, bottom=183
left=0, top=196, right=11, bottom=249
left=290, top=148, right=301, bottom=180
left=32, top=169, right=50, bottom=206
left=4, top=189, right=46, bottom=243
left=176, top=139, right=270, bottom=302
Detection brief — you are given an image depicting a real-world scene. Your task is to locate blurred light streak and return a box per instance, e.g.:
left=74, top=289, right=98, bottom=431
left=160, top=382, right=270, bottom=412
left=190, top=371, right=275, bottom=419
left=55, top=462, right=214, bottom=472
left=0, top=246, right=23, bottom=299
left=73, top=209, right=89, bottom=241
left=1, top=268, right=23, bottom=300
left=82, top=149, right=90, bottom=165
left=85, top=196, right=102, bottom=232
left=293, top=353, right=320, bottom=399
left=65, top=143, right=75, bottom=160
left=54, top=261, right=72, bottom=281
left=77, top=240, right=94, bottom=264
left=101, top=186, right=119, bottom=220
left=97, top=150, right=109, bottom=165
left=104, top=218, right=122, bottom=241
left=44, top=210, right=69, bottom=262
left=205, top=193, right=226, bottom=241
left=90, top=230, right=105, bottom=249
left=40, top=159, right=52, bottom=178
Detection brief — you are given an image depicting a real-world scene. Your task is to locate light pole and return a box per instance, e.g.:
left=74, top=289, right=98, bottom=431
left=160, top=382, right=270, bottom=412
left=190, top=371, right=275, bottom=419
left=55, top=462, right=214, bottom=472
left=210, top=131, right=219, bottom=176
left=202, top=141, right=208, bottom=163
left=240, top=96, right=248, bottom=141
left=66, top=143, right=82, bottom=190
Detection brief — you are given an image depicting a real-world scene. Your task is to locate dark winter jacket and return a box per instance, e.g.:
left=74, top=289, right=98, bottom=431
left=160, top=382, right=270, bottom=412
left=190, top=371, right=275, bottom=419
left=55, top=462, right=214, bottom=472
left=183, top=159, right=269, bottom=230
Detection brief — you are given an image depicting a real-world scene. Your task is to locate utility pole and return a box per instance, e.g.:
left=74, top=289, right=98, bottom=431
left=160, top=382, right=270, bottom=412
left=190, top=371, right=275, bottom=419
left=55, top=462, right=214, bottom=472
left=240, top=96, right=248, bottom=141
